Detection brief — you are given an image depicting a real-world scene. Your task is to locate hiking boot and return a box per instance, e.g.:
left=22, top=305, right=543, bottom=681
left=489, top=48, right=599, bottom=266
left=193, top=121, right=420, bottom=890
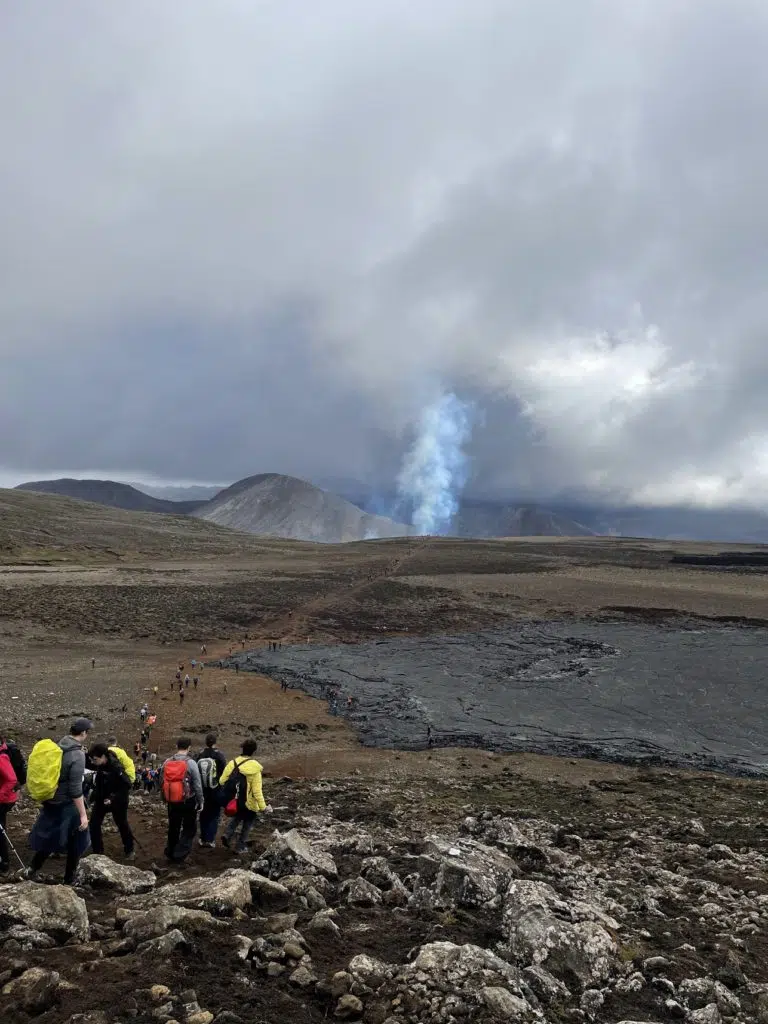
left=124, top=851, right=136, bottom=862
left=220, top=835, right=230, bottom=849
left=199, top=840, right=215, bottom=849
left=17, top=867, right=37, bottom=881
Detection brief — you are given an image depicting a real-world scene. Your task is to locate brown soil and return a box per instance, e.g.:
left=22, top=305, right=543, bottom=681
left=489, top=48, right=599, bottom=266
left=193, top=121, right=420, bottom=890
left=2, top=523, right=768, bottom=1020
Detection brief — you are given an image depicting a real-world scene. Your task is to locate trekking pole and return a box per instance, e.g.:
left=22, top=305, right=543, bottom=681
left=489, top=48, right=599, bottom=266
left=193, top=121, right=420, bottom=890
left=0, top=822, right=27, bottom=870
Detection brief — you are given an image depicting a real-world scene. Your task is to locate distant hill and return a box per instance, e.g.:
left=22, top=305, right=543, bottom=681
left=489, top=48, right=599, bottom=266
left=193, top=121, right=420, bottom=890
left=15, top=478, right=204, bottom=515
left=133, top=483, right=223, bottom=503
left=454, top=502, right=596, bottom=538
left=0, top=488, right=299, bottom=563
left=192, top=473, right=413, bottom=542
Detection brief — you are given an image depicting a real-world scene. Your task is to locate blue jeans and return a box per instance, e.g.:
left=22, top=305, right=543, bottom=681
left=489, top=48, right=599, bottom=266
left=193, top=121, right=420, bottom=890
left=199, top=799, right=221, bottom=844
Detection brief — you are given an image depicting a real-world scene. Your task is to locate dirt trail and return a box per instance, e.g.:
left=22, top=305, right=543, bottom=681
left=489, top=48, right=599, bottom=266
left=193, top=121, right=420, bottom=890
left=252, top=539, right=431, bottom=644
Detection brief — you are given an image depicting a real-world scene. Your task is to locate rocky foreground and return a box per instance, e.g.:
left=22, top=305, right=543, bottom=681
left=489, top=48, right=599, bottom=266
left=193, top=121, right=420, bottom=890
left=0, top=771, right=766, bottom=1024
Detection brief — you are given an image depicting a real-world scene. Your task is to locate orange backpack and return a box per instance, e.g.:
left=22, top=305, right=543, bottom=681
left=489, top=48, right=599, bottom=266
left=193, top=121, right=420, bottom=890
left=162, top=760, right=189, bottom=803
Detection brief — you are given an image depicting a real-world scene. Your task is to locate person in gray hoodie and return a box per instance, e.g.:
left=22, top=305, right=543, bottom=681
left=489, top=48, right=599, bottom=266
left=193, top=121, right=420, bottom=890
left=26, top=718, right=92, bottom=884
left=160, top=737, right=204, bottom=862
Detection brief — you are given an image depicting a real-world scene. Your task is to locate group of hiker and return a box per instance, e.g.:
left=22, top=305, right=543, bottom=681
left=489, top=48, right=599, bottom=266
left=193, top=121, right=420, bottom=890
left=0, top=719, right=272, bottom=884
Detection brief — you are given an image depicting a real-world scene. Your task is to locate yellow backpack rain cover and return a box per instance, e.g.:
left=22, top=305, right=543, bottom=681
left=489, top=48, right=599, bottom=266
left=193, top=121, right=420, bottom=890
left=27, top=739, right=63, bottom=802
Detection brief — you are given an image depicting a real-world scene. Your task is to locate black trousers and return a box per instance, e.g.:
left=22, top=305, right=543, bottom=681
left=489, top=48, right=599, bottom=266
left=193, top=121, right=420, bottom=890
left=166, top=800, right=198, bottom=861
left=0, top=802, right=11, bottom=868
left=90, top=797, right=134, bottom=855
left=30, top=831, right=81, bottom=884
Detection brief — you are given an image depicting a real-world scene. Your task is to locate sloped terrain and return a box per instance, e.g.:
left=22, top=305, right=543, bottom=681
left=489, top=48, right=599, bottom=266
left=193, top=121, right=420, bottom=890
left=15, top=478, right=203, bottom=514
left=0, top=489, right=303, bottom=563
left=193, top=473, right=413, bottom=542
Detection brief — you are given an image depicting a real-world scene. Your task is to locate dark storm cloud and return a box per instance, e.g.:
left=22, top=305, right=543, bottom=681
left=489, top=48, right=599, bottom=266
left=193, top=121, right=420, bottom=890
left=2, top=1, right=768, bottom=505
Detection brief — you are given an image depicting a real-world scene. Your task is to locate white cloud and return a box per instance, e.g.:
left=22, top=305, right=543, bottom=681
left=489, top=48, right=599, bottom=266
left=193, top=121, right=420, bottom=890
left=2, top=1, right=768, bottom=506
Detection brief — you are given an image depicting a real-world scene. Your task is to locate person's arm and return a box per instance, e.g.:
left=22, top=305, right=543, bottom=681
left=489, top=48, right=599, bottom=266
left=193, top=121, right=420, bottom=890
left=187, top=759, right=204, bottom=807
left=0, top=754, right=16, bottom=789
left=251, top=767, right=267, bottom=812
left=74, top=795, right=88, bottom=829
left=219, top=759, right=234, bottom=785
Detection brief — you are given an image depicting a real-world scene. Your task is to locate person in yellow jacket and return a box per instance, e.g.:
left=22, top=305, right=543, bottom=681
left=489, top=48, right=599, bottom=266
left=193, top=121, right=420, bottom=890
left=219, top=739, right=272, bottom=853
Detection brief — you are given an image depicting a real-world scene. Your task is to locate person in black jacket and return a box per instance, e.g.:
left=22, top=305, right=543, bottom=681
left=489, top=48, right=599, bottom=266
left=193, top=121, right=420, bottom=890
left=87, top=742, right=135, bottom=860
left=194, top=733, right=227, bottom=848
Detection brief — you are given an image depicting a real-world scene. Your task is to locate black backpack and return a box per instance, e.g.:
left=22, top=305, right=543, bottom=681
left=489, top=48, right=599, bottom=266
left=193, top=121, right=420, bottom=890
left=219, top=758, right=254, bottom=812
left=4, top=741, right=26, bottom=786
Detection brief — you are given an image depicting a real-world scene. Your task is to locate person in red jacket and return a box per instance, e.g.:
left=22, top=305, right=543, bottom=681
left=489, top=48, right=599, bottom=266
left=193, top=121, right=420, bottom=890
left=0, top=739, right=20, bottom=874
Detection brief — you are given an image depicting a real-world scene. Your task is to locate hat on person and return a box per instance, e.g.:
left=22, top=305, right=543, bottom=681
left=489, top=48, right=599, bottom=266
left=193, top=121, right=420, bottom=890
left=71, top=717, right=94, bottom=734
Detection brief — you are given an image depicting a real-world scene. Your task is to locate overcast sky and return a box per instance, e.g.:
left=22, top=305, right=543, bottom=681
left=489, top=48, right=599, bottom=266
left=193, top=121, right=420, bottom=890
left=3, top=1, right=768, bottom=507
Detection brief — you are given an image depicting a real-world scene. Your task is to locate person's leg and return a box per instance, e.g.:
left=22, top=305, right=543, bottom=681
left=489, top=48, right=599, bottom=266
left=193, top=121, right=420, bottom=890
left=235, top=814, right=255, bottom=853
left=110, top=800, right=134, bottom=855
left=0, top=804, right=10, bottom=869
left=199, top=799, right=220, bottom=845
left=89, top=802, right=106, bottom=855
left=29, top=851, right=48, bottom=874
left=166, top=804, right=182, bottom=859
left=222, top=813, right=238, bottom=846
left=64, top=829, right=82, bottom=885
left=174, top=803, right=198, bottom=861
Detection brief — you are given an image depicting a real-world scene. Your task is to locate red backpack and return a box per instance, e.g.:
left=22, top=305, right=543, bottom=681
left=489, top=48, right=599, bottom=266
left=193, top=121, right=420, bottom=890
left=162, top=760, right=190, bottom=803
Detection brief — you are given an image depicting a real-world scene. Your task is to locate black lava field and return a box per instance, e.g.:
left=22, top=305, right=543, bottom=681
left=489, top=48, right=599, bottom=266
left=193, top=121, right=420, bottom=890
left=226, top=622, right=768, bottom=776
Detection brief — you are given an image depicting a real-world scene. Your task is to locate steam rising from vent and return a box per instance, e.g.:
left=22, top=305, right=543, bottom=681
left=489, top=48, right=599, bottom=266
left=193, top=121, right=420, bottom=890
left=397, top=393, right=474, bottom=535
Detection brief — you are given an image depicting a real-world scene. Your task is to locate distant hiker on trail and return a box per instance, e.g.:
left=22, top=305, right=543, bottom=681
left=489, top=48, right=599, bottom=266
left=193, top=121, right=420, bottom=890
left=184, top=674, right=191, bottom=688
left=152, top=686, right=158, bottom=698
left=191, top=659, right=196, bottom=670
left=160, top=737, right=203, bottom=862
left=25, top=718, right=93, bottom=884
left=175, top=670, right=181, bottom=684
left=235, top=662, right=239, bottom=674
left=427, top=724, right=433, bottom=748
left=0, top=735, right=25, bottom=874
left=194, top=733, right=227, bottom=848
left=219, top=739, right=272, bottom=854
left=223, top=682, right=228, bottom=695
left=91, top=658, right=96, bottom=669
left=140, top=730, right=148, bottom=747
left=201, top=644, right=207, bottom=655
left=140, top=704, right=148, bottom=723
left=193, top=676, right=199, bottom=690
left=179, top=689, right=185, bottom=705
left=87, top=742, right=135, bottom=861
left=141, top=749, right=148, bottom=764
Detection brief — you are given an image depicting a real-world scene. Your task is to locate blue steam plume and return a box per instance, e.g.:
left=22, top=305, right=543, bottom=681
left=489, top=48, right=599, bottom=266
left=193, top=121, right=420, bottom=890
left=397, top=392, right=474, bottom=535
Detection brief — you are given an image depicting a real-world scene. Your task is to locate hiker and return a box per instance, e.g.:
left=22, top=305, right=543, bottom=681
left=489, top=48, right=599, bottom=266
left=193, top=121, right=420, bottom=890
left=91, top=657, right=96, bottom=669
left=160, top=737, right=203, bottom=862
left=0, top=736, right=24, bottom=873
left=223, top=682, right=228, bottom=695
left=219, top=739, right=272, bottom=853
left=194, top=733, right=227, bottom=848
left=140, top=729, right=148, bottom=747
left=87, top=742, right=135, bottom=860
left=141, top=749, right=148, bottom=764
left=193, top=676, right=199, bottom=690
left=149, top=751, right=157, bottom=766
left=184, top=674, right=190, bottom=689
left=235, top=662, right=239, bottom=674
left=25, top=718, right=93, bottom=884
left=152, top=685, right=158, bottom=698
left=175, top=670, right=181, bottom=684
left=201, top=644, right=207, bottom=655
left=140, top=704, right=148, bottom=723
left=191, top=658, right=197, bottom=670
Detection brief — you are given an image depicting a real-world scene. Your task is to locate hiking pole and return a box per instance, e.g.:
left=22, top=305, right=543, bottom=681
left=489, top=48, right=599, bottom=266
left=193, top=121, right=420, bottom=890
left=0, top=822, right=27, bottom=871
